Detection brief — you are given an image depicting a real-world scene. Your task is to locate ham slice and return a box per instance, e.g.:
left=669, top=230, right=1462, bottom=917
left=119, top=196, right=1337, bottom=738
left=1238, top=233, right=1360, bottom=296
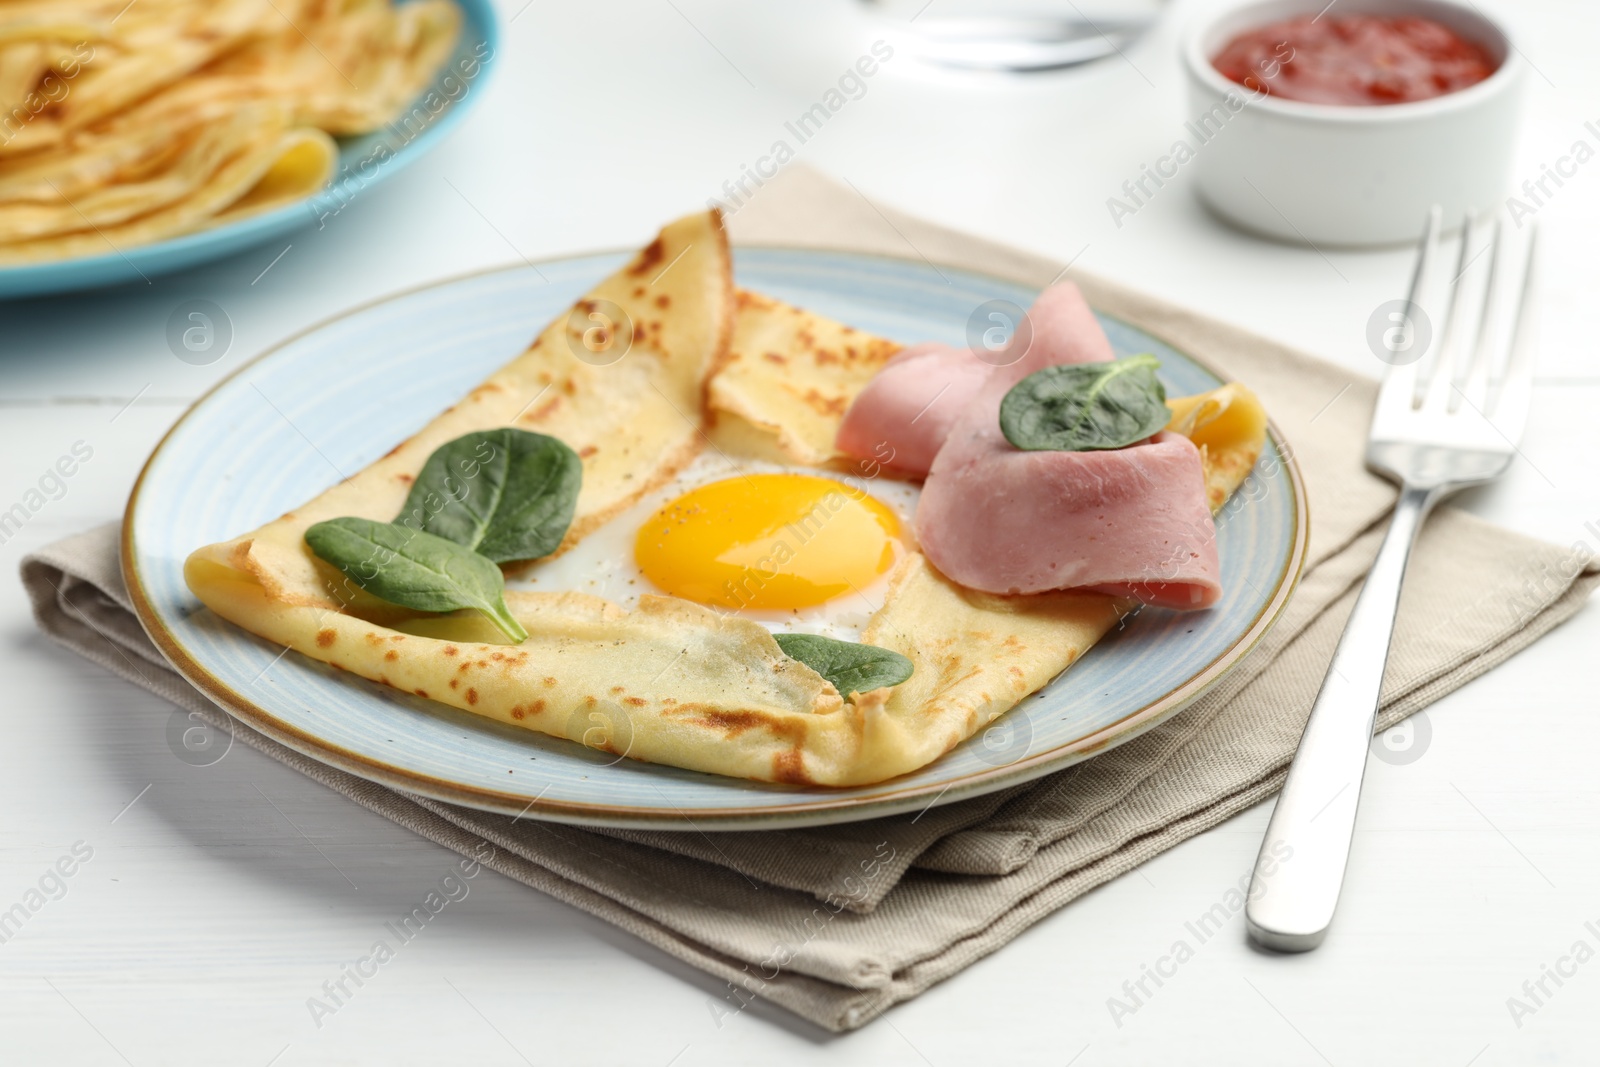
left=838, top=281, right=1118, bottom=476
left=835, top=343, right=990, bottom=475
left=910, top=283, right=1222, bottom=610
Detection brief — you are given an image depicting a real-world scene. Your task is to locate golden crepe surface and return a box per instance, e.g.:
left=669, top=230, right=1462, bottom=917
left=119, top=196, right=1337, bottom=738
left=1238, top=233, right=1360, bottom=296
left=708, top=290, right=902, bottom=466
left=186, top=211, right=1271, bottom=787
left=0, top=0, right=460, bottom=263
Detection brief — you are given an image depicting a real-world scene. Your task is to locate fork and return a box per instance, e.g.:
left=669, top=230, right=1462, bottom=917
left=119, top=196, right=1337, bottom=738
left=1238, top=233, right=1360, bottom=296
left=1244, top=207, right=1540, bottom=952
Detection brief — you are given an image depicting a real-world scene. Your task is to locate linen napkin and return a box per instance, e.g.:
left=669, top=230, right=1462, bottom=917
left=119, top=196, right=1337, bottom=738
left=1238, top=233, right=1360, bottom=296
left=21, top=167, right=1598, bottom=1032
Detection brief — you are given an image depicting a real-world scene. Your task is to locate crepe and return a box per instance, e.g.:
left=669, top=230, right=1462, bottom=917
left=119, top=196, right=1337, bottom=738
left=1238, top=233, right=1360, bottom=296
left=0, top=108, right=337, bottom=263
left=708, top=290, right=903, bottom=465
left=1168, top=383, right=1268, bottom=512
left=185, top=211, right=1270, bottom=786
left=189, top=210, right=732, bottom=614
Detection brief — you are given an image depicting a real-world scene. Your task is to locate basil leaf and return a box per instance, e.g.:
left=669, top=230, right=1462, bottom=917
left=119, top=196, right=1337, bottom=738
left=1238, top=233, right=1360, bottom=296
left=773, top=633, right=913, bottom=698
left=305, top=517, right=529, bottom=643
left=999, top=353, right=1169, bottom=452
left=397, top=429, right=582, bottom=564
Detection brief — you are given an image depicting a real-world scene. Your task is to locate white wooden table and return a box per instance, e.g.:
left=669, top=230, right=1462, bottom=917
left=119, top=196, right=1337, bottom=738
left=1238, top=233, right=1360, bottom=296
left=3, top=2, right=1597, bottom=1063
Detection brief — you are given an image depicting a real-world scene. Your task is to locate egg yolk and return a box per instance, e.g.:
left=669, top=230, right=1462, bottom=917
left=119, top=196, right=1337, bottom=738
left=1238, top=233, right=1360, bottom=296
left=634, top=474, right=901, bottom=611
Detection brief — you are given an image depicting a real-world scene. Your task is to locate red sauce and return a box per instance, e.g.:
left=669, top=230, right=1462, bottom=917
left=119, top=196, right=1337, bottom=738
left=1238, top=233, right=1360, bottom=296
left=1213, top=15, right=1497, bottom=105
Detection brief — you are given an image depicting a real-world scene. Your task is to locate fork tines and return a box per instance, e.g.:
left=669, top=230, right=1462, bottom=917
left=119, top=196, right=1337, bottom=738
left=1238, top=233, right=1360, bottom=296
left=1375, top=206, right=1538, bottom=445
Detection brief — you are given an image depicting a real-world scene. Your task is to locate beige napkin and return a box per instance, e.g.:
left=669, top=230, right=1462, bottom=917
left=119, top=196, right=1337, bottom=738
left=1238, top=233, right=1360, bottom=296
left=21, top=168, right=1598, bottom=1032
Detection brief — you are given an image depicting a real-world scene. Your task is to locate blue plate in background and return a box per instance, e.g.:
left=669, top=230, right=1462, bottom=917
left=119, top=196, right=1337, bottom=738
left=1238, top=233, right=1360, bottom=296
left=0, top=0, right=498, bottom=301
left=123, top=248, right=1308, bottom=830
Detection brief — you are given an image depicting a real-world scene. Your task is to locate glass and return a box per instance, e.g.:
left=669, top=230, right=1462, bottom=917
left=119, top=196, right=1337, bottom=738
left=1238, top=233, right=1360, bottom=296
left=862, top=0, right=1167, bottom=72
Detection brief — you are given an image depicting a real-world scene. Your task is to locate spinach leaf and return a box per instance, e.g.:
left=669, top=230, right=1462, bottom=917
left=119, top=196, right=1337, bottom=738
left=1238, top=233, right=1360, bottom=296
left=999, top=354, right=1169, bottom=452
left=397, top=429, right=581, bottom=564
left=773, top=633, right=913, bottom=698
left=305, top=517, right=529, bottom=643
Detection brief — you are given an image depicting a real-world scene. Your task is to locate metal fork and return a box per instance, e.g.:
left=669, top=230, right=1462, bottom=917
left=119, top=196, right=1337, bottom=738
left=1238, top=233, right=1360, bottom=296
left=1244, top=207, right=1540, bottom=952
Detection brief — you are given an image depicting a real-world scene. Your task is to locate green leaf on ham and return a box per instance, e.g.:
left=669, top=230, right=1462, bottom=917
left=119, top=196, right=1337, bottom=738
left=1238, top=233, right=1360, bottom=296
left=999, top=354, right=1169, bottom=452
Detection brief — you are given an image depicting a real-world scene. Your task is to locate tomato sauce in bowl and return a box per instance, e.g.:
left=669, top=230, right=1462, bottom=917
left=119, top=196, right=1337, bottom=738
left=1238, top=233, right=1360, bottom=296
left=1213, top=15, right=1497, bottom=105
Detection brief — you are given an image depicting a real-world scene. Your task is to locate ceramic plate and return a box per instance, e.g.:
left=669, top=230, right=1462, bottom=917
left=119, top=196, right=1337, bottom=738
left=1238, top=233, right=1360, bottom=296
left=123, top=248, right=1308, bottom=830
left=0, top=0, right=497, bottom=301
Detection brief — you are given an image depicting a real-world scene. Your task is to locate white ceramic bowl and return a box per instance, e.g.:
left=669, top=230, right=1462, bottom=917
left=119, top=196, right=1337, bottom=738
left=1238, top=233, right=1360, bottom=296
left=1181, top=0, right=1524, bottom=247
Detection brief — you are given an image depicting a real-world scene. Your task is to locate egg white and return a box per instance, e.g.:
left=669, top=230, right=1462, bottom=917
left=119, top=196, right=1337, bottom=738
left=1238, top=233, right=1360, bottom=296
left=509, top=451, right=922, bottom=643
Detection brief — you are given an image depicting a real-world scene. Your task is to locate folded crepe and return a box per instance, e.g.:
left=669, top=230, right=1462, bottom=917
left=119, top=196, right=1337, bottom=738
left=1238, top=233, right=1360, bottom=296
left=0, top=104, right=337, bottom=264
left=184, top=210, right=1268, bottom=787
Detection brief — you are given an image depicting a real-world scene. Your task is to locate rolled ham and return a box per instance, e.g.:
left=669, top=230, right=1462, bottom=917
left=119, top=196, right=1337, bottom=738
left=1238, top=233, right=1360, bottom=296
left=908, top=283, right=1222, bottom=610
left=835, top=343, right=991, bottom=476
left=837, top=280, right=1118, bottom=477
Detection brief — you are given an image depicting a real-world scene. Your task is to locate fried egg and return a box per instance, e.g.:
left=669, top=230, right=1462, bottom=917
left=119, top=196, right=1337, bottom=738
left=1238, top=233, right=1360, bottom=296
left=511, top=452, right=920, bottom=642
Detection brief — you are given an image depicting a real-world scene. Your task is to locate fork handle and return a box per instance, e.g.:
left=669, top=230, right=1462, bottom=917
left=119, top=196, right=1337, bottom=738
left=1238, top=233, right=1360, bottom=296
left=1245, top=482, right=1444, bottom=951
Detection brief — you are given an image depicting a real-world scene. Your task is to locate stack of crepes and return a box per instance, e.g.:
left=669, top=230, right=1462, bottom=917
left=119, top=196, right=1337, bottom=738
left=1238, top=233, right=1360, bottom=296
left=0, top=0, right=460, bottom=264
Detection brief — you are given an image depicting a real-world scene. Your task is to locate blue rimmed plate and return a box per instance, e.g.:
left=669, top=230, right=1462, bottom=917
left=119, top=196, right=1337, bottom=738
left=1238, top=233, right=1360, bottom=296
left=0, top=0, right=497, bottom=301
left=122, top=248, right=1307, bottom=830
